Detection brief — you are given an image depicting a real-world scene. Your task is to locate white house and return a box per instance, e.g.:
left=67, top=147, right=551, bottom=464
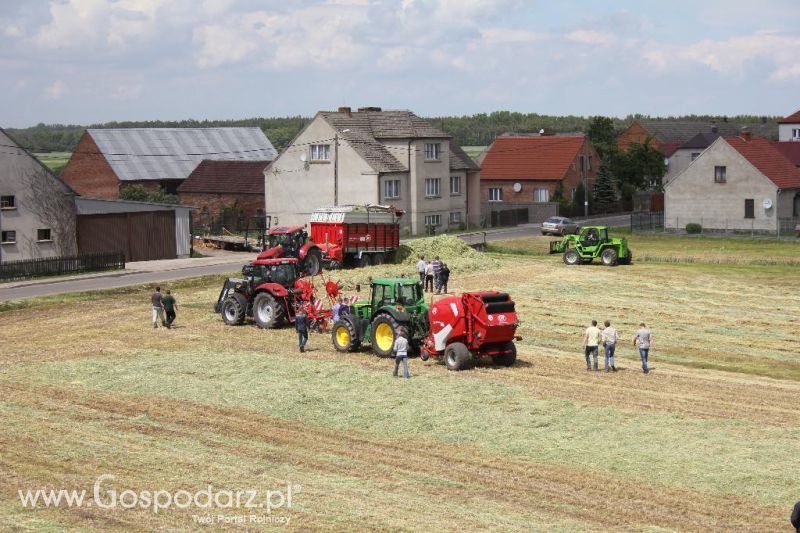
left=778, top=109, right=800, bottom=142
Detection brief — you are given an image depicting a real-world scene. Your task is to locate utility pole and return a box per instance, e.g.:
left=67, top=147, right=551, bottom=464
left=333, top=133, right=339, bottom=207
left=583, top=139, right=589, bottom=218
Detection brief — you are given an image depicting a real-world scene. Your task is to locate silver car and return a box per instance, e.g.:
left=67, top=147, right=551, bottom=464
left=541, top=216, right=580, bottom=236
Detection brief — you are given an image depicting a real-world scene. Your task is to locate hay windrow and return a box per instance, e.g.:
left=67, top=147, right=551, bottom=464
left=396, top=234, right=499, bottom=272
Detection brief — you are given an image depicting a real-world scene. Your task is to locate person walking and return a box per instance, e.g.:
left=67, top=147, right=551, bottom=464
left=583, top=320, right=602, bottom=371
left=601, top=320, right=618, bottom=372
left=439, top=263, right=450, bottom=293
left=162, top=289, right=178, bottom=329
left=633, top=322, right=654, bottom=374
left=432, top=256, right=443, bottom=293
left=424, top=261, right=434, bottom=292
left=392, top=329, right=410, bottom=379
left=151, top=286, right=165, bottom=329
left=416, top=256, right=427, bottom=284
left=295, top=306, right=309, bottom=353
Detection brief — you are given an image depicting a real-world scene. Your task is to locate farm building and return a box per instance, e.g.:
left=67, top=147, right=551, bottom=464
left=178, top=160, right=270, bottom=230
left=479, top=134, right=598, bottom=225
left=665, top=132, right=800, bottom=233
left=265, top=107, right=480, bottom=235
left=0, top=127, right=78, bottom=263
left=60, top=128, right=277, bottom=199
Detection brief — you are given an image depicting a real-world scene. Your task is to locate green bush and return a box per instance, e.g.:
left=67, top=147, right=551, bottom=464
left=686, top=223, right=702, bottom=234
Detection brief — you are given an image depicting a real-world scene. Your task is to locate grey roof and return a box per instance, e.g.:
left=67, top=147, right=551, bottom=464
left=87, top=127, right=277, bottom=181
left=318, top=110, right=472, bottom=173
left=680, top=131, right=721, bottom=150
left=637, top=120, right=776, bottom=143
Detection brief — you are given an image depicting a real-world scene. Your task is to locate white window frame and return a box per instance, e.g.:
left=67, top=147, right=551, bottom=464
left=488, top=187, right=502, bottom=202
left=714, top=165, right=727, bottom=183
left=1, top=230, right=16, bottom=244
left=0, top=195, right=15, bottom=209
left=533, top=188, right=549, bottom=203
left=424, top=143, right=441, bottom=161
left=449, top=175, right=461, bottom=195
left=424, top=214, right=441, bottom=227
left=425, top=178, right=441, bottom=198
left=37, top=228, right=52, bottom=242
left=309, top=144, right=331, bottom=161
left=793, top=128, right=800, bottom=140
left=384, top=179, right=400, bottom=200
left=449, top=211, right=462, bottom=224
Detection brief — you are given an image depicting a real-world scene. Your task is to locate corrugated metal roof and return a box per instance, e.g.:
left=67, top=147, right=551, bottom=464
left=87, top=127, right=277, bottom=181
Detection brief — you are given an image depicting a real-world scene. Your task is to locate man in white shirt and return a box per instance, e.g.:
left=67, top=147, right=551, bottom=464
left=392, top=330, right=410, bottom=379
left=602, top=320, right=619, bottom=372
left=583, top=320, right=602, bottom=371
left=416, top=256, right=427, bottom=284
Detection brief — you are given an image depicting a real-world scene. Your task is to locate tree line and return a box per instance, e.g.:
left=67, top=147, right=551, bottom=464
left=7, top=112, right=778, bottom=153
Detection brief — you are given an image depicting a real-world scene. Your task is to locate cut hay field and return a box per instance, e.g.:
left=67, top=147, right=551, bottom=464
left=33, top=152, right=71, bottom=175
left=1, top=239, right=799, bottom=531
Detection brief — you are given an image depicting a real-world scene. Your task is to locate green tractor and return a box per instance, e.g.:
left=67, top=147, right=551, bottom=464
left=331, top=278, right=429, bottom=357
left=549, top=226, right=632, bottom=266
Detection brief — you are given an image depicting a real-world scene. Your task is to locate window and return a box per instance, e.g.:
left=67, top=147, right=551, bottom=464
left=449, top=176, right=461, bottom=195
left=0, top=195, right=15, bottom=209
left=37, top=228, right=52, bottom=242
left=384, top=180, right=400, bottom=199
left=587, top=156, right=592, bottom=171
left=691, top=152, right=700, bottom=161
left=425, top=178, right=441, bottom=198
left=449, top=211, right=462, bottom=224
left=488, top=187, right=502, bottom=202
left=309, top=144, right=331, bottom=161
left=533, top=188, right=549, bottom=203
left=424, top=214, right=441, bottom=227
left=570, top=188, right=576, bottom=200
left=793, top=128, right=800, bottom=140
left=1, top=230, right=16, bottom=244
left=744, top=199, right=755, bottom=219
left=714, top=166, right=727, bottom=183
left=424, top=143, right=441, bottom=161
left=579, top=155, right=592, bottom=171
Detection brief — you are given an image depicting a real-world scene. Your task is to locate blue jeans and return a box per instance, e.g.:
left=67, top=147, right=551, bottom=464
left=639, top=347, right=649, bottom=373
left=298, top=330, right=308, bottom=350
left=604, top=343, right=616, bottom=370
left=393, top=355, right=409, bottom=378
left=584, top=346, right=599, bottom=370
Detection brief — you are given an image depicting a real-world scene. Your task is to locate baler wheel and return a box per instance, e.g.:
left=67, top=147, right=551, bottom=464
left=444, top=342, right=470, bottom=371
left=221, top=293, right=247, bottom=326
left=492, top=342, right=517, bottom=367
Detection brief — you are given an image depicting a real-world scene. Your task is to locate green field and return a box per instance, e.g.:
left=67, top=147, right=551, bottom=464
left=34, top=152, right=71, bottom=175
left=461, top=146, right=487, bottom=159
left=1, top=235, right=799, bottom=531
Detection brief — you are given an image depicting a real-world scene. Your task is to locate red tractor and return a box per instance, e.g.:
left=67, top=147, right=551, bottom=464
left=421, top=291, right=521, bottom=371
left=257, top=226, right=324, bottom=276
left=215, top=257, right=339, bottom=330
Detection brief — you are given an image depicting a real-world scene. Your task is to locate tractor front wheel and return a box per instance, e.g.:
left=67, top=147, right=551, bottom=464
left=221, top=293, right=247, bottom=325
left=253, top=292, right=282, bottom=329
left=371, top=314, right=403, bottom=357
left=444, top=342, right=470, bottom=371
left=492, top=342, right=517, bottom=367
left=563, top=249, right=580, bottom=265
left=304, top=249, right=322, bottom=276
left=618, top=249, right=633, bottom=265
left=600, top=248, right=618, bottom=266
left=332, top=320, right=359, bottom=352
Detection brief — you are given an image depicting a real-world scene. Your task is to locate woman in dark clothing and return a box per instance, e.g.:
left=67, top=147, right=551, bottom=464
left=439, top=263, right=450, bottom=294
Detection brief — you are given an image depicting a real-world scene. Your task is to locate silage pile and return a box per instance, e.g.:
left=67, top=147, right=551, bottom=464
left=397, top=234, right=498, bottom=273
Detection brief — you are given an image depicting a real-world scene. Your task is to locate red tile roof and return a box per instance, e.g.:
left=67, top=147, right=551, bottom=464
left=725, top=136, right=800, bottom=189
left=178, top=160, right=270, bottom=194
left=772, top=141, right=800, bottom=167
left=778, top=109, right=800, bottom=124
left=480, top=135, right=585, bottom=180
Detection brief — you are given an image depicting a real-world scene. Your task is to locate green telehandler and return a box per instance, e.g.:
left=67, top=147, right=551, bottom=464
left=549, top=226, right=632, bottom=266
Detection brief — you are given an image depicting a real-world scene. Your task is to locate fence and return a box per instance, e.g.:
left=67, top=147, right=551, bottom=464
left=631, top=211, right=665, bottom=232
left=633, top=214, right=799, bottom=238
left=0, top=251, right=125, bottom=282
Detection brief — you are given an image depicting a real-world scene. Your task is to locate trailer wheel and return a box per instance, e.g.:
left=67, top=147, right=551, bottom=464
left=304, top=248, right=322, bottom=276
left=600, top=248, right=618, bottom=266
left=444, top=342, right=470, bottom=371
left=563, top=249, right=580, bottom=265
left=253, top=292, right=282, bottom=329
left=491, top=342, right=517, bottom=367
left=332, top=320, right=359, bottom=352
left=221, top=293, right=247, bottom=326
left=371, top=253, right=384, bottom=265
left=359, top=254, right=372, bottom=268
left=371, top=314, right=402, bottom=357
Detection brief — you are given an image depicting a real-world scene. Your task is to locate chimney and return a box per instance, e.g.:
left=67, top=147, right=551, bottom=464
left=711, top=121, right=718, bottom=134
left=338, top=106, right=352, bottom=116
left=741, top=127, right=751, bottom=141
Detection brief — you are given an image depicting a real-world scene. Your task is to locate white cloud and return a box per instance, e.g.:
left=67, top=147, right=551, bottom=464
left=480, top=28, right=549, bottom=45
left=44, top=80, right=66, bottom=100
left=565, top=30, right=615, bottom=46
left=111, top=83, right=143, bottom=100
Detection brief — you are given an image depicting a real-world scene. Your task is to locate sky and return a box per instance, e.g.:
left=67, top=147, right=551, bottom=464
left=1, top=0, right=799, bottom=127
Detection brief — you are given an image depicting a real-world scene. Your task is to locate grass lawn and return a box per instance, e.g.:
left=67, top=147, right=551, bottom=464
left=1, top=237, right=799, bottom=531
left=34, top=152, right=71, bottom=175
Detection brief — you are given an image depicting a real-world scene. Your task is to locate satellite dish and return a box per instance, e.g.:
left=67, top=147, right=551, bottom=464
left=539, top=129, right=545, bottom=135
left=763, top=198, right=773, bottom=209
left=513, top=182, right=522, bottom=193
left=300, top=153, right=307, bottom=162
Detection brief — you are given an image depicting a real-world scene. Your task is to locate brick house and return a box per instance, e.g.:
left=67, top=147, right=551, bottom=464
left=178, top=160, right=271, bottom=229
left=617, top=119, right=776, bottom=155
left=479, top=134, right=598, bottom=224
left=60, top=128, right=277, bottom=199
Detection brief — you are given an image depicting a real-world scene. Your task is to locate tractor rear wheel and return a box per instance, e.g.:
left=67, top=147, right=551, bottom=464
left=600, top=248, right=618, bottom=266
left=221, top=292, right=247, bottom=325
left=563, top=249, right=580, bottom=265
left=371, top=314, right=403, bottom=357
left=492, top=342, right=517, bottom=367
left=253, top=292, right=282, bottom=329
left=332, top=320, right=359, bottom=352
left=444, top=342, right=470, bottom=371
left=303, top=248, right=322, bottom=276
left=359, top=254, right=372, bottom=268
left=618, top=249, right=633, bottom=265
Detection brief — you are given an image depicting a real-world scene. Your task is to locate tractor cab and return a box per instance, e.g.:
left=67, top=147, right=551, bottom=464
left=578, top=227, right=608, bottom=249
left=247, top=258, right=299, bottom=289
left=261, top=226, right=307, bottom=257
left=369, top=278, right=424, bottom=314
